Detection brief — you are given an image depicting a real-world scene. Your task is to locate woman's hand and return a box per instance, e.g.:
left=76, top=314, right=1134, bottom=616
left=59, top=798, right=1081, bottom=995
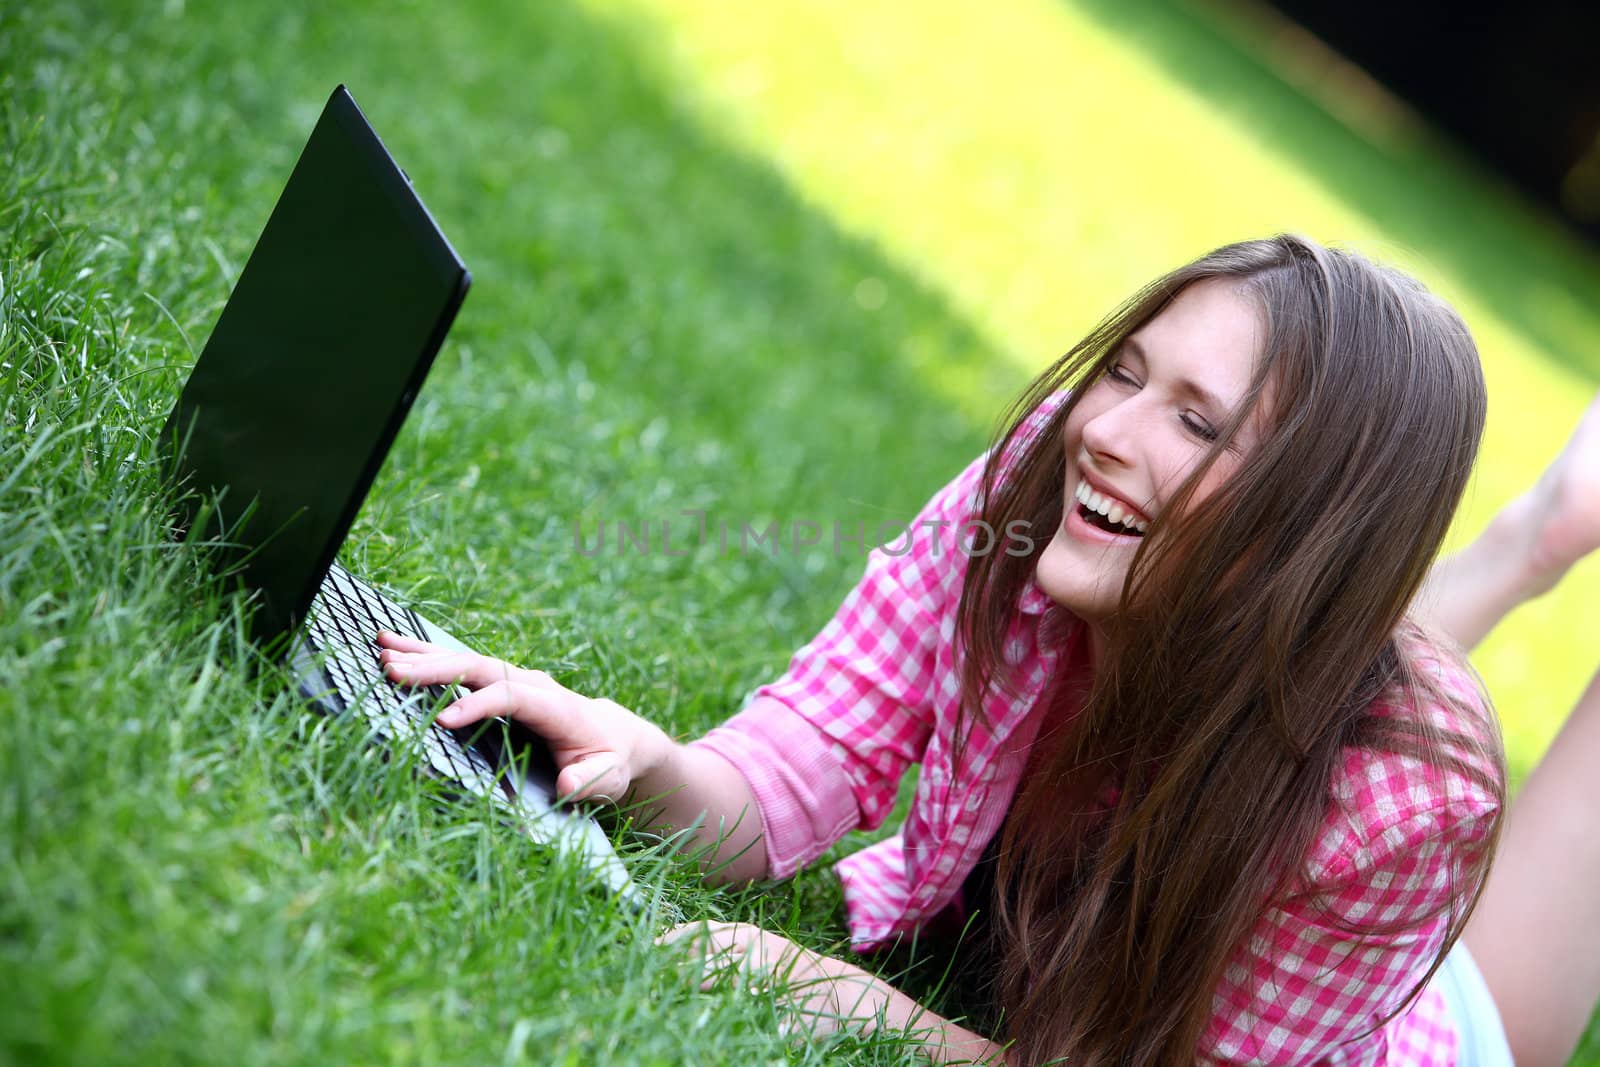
left=374, top=630, right=673, bottom=804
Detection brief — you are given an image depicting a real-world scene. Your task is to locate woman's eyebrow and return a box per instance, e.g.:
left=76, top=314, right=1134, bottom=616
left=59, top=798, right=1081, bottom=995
left=1176, top=377, right=1225, bottom=412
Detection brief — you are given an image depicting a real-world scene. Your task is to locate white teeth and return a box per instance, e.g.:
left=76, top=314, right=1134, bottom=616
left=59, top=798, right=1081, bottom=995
left=1074, top=478, right=1147, bottom=535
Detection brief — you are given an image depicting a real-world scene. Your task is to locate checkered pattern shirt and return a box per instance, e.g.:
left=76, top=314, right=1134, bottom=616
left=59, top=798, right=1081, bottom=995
left=692, top=395, right=1501, bottom=1065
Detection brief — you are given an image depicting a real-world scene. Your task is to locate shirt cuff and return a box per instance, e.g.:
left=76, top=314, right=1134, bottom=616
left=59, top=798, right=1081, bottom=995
left=689, top=695, right=861, bottom=880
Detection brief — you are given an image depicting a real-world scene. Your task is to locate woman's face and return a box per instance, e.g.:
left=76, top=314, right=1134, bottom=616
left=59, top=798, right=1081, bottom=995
left=1035, top=278, right=1266, bottom=622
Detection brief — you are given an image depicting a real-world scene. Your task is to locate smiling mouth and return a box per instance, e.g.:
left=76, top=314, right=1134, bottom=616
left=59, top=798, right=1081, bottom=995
left=1072, top=480, right=1147, bottom=537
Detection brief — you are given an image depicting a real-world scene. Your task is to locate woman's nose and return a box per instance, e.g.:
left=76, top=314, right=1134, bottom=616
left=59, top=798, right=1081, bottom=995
left=1080, top=397, right=1140, bottom=468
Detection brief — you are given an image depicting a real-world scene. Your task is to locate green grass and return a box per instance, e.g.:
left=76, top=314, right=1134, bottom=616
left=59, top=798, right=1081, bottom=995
left=1, top=2, right=1008, bottom=1063
left=5, top=0, right=1600, bottom=1063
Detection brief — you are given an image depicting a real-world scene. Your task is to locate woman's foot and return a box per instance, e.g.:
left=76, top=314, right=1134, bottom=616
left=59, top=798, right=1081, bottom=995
left=1411, top=392, right=1600, bottom=651
left=1513, top=390, right=1600, bottom=597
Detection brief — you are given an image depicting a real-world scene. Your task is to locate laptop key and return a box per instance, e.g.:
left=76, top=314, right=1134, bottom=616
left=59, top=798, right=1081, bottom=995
left=304, top=563, right=510, bottom=803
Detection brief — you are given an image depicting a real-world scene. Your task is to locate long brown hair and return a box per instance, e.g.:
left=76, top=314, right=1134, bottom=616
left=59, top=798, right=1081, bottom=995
left=955, top=236, right=1504, bottom=1065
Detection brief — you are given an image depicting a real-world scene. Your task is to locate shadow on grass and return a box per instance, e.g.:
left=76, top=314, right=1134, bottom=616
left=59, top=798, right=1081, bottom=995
left=41, top=0, right=1033, bottom=706
left=1070, top=0, right=1600, bottom=383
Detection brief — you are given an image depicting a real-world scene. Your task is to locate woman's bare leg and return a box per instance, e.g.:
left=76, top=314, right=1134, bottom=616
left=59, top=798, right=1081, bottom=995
left=1425, top=392, right=1600, bottom=1066
left=1405, top=392, right=1600, bottom=1064
left=1464, top=662, right=1600, bottom=1067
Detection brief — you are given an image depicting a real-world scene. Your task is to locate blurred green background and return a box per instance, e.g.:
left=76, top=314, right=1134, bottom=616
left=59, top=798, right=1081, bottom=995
left=590, top=0, right=1600, bottom=784
left=6, top=0, right=1600, bottom=1062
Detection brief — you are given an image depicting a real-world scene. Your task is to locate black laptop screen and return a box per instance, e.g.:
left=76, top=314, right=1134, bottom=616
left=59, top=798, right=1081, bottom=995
left=162, top=87, right=469, bottom=648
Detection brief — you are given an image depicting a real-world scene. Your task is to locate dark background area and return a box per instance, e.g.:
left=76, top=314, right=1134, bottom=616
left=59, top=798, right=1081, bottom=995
left=1268, top=0, right=1600, bottom=246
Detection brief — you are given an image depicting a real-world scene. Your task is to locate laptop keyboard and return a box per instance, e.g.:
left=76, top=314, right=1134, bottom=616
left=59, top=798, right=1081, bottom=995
left=303, top=562, right=509, bottom=803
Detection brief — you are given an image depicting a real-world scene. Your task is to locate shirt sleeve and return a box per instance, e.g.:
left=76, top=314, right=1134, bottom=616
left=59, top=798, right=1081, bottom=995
left=689, top=446, right=992, bottom=879
left=1200, top=759, right=1500, bottom=1066
left=691, top=389, right=1068, bottom=881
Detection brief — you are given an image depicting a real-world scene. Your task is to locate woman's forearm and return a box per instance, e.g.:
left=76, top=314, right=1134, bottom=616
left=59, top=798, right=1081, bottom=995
left=662, top=920, right=1012, bottom=1062
left=872, top=981, right=1010, bottom=1065
left=661, top=921, right=1009, bottom=1062
left=627, top=739, right=771, bottom=883
left=808, top=961, right=1010, bottom=1065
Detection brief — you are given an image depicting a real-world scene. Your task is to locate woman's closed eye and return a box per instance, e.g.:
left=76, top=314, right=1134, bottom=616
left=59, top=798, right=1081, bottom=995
left=1181, top=412, right=1219, bottom=442
left=1106, top=360, right=1221, bottom=442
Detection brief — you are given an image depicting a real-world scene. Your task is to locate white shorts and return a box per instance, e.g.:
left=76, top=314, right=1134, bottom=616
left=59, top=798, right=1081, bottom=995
left=1432, top=942, right=1515, bottom=1067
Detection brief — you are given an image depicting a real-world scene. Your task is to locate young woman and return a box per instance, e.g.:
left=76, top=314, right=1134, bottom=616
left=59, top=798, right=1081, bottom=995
left=377, top=235, right=1600, bottom=1065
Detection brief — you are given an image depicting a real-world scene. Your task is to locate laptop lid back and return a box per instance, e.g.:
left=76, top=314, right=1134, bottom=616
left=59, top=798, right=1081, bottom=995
left=162, top=85, right=470, bottom=648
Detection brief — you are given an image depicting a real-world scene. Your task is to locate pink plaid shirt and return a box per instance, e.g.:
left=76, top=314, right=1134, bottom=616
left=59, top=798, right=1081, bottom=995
left=692, top=394, right=1501, bottom=1065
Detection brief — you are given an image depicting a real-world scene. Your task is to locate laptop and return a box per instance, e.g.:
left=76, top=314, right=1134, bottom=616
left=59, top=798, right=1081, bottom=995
left=160, top=85, right=637, bottom=902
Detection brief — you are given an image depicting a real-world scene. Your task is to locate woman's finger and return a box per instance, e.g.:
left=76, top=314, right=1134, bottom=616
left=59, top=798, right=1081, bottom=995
left=433, top=678, right=536, bottom=729
left=556, top=755, right=627, bottom=804
left=432, top=680, right=592, bottom=749
left=374, top=630, right=445, bottom=654
left=381, top=650, right=521, bottom=691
